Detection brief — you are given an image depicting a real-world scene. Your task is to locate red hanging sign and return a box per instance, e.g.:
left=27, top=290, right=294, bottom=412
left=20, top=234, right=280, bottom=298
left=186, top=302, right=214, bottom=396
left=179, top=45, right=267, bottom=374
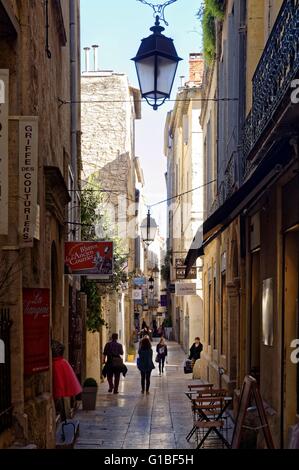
left=65, top=241, right=114, bottom=276
left=23, top=288, right=50, bottom=375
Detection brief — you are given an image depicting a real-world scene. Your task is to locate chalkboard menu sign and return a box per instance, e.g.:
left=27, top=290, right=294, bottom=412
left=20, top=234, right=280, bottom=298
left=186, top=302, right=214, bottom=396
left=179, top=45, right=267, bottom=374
left=231, top=375, right=275, bottom=449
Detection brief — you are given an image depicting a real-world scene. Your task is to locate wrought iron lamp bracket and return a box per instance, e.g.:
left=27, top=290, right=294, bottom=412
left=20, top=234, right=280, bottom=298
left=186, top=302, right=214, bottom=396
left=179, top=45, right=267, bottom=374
left=137, top=0, right=177, bottom=26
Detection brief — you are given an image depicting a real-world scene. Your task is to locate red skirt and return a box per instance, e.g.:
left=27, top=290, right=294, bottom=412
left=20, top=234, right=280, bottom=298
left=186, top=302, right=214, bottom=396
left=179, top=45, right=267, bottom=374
left=53, top=357, right=82, bottom=399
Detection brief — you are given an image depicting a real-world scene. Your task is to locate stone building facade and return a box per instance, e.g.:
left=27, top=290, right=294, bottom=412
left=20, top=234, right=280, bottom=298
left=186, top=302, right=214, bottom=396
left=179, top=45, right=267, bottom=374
left=81, top=67, right=142, bottom=378
left=186, top=0, right=299, bottom=448
left=164, top=54, right=204, bottom=352
left=0, top=0, right=81, bottom=448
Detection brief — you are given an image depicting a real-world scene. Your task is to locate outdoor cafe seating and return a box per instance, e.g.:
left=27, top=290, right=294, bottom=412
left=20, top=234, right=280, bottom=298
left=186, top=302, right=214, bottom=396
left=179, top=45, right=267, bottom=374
left=185, top=383, right=232, bottom=449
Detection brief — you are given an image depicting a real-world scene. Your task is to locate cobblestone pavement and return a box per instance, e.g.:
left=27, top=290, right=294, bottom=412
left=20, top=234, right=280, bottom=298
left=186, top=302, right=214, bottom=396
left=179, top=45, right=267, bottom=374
left=74, top=340, right=201, bottom=450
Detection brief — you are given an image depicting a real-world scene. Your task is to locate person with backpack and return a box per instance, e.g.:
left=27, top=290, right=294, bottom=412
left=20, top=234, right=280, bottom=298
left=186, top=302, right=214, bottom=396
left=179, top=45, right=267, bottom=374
left=156, top=337, right=168, bottom=376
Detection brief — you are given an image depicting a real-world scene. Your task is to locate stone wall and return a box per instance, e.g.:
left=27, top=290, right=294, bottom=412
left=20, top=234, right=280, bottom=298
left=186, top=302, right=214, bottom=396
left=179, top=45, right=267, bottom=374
left=0, top=0, right=81, bottom=448
left=81, top=72, right=140, bottom=353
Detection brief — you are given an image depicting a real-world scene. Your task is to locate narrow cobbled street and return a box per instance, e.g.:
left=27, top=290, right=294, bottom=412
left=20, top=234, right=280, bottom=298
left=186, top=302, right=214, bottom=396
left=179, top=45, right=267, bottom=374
left=74, top=341, right=197, bottom=450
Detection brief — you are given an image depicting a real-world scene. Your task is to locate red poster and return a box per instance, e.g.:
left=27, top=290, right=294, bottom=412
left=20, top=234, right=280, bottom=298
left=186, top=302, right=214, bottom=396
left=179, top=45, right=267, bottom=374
left=65, top=242, right=113, bottom=276
left=23, top=288, right=50, bottom=376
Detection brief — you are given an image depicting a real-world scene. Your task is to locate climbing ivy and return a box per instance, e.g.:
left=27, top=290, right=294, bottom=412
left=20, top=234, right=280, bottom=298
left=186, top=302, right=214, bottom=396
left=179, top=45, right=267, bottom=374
left=81, top=277, right=107, bottom=333
left=80, top=181, right=107, bottom=332
left=161, top=251, right=171, bottom=282
left=80, top=179, right=132, bottom=332
left=198, top=0, right=225, bottom=64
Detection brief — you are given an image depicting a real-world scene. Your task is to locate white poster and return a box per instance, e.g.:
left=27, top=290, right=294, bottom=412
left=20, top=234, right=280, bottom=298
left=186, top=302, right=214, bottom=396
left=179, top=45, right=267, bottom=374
left=132, top=289, right=142, bottom=301
left=19, top=117, right=38, bottom=247
left=175, top=283, right=197, bottom=296
left=0, top=70, right=9, bottom=235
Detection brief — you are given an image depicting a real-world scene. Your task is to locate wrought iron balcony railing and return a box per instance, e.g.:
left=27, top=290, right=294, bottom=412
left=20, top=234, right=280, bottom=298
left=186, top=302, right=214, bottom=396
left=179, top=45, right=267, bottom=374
left=243, top=0, right=299, bottom=166
left=208, top=151, right=239, bottom=217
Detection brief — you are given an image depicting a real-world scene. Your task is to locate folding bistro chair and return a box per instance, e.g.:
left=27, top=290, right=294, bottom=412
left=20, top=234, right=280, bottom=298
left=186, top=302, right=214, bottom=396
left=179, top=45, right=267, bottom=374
left=186, top=387, right=225, bottom=442
left=185, top=383, right=214, bottom=401
left=194, top=395, right=232, bottom=449
left=185, top=384, right=214, bottom=441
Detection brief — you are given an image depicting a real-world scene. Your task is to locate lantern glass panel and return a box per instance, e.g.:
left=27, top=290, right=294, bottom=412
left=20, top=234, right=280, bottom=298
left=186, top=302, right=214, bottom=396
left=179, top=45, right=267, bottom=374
left=148, top=224, right=158, bottom=241
left=156, top=56, right=178, bottom=96
left=135, top=56, right=155, bottom=96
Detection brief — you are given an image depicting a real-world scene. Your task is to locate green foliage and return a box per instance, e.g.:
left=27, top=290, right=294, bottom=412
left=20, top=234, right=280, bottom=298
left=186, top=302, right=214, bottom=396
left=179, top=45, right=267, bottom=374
left=81, top=180, right=103, bottom=241
left=198, top=0, right=225, bottom=64
left=81, top=277, right=107, bottom=332
left=83, top=377, right=98, bottom=388
left=164, top=317, right=173, bottom=328
left=161, top=251, right=171, bottom=282
left=80, top=181, right=107, bottom=332
left=80, top=178, right=133, bottom=332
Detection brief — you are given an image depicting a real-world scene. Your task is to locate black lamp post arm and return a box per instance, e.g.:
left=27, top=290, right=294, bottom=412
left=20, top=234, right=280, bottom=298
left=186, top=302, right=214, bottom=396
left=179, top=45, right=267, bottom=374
left=147, top=210, right=151, bottom=241
left=137, top=0, right=178, bottom=26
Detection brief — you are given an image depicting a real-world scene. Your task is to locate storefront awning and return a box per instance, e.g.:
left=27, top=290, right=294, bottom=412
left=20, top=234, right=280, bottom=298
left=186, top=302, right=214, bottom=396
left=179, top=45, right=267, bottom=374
left=184, top=225, right=204, bottom=277
left=0, top=1, right=19, bottom=36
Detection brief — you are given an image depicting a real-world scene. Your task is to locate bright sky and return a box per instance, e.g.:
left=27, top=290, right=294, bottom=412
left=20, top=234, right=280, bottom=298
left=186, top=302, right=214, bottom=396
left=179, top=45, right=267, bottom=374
left=80, top=0, right=203, bottom=236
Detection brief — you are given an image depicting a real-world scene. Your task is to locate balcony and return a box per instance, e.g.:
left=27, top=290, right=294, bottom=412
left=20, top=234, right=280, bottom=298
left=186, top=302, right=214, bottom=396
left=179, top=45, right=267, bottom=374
left=243, top=0, right=299, bottom=175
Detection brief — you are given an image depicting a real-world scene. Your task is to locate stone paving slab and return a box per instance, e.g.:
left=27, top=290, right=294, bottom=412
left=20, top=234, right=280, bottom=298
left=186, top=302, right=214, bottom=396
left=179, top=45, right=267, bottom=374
left=74, top=341, right=230, bottom=450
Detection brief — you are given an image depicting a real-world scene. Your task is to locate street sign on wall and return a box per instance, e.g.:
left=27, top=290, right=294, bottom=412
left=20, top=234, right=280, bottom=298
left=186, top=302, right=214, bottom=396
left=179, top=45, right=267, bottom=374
left=134, top=277, right=146, bottom=286
left=23, top=288, right=50, bottom=375
left=175, top=283, right=197, bottom=296
left=176, top=267, right=197, bottom=280
left=65, top=241, right=113, bottom=276
left=132, top=289, right=142, bottom=301
left=175, top=258, right=197, bottom=280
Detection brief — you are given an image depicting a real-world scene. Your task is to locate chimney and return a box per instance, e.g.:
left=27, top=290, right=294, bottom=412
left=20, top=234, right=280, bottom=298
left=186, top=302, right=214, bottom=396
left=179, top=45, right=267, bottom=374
left=92, top=45, right=99, bottom=72
left=188, top=53, right=204, bottom=86
left=83, top=47, right=90, bottom=72
left=179, top=75, right=185, bottom=87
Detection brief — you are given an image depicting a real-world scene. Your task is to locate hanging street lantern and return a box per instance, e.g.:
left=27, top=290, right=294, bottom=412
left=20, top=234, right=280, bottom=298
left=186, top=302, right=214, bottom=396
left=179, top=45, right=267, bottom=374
left=141, top=210, right=158, bottom=246
left=132, top=14, right=182, bottom=110
left=148, top=276, right=155, bottom=291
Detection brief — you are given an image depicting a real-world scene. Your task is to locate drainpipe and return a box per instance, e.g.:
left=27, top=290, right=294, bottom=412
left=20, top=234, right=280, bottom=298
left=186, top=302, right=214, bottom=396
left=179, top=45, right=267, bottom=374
left=70, top=0, right=77, bottom=184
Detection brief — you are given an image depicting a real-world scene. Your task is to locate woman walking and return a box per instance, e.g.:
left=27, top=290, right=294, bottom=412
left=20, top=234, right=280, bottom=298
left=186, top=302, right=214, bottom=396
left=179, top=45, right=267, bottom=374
left=137, top=337, right=155, bottom=395
left=156, top=337, right=168, bottom=376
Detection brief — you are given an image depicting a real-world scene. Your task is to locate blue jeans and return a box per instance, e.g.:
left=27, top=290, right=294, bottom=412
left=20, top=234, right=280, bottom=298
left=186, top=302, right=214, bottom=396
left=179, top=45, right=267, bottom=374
left=158, top=357, right=165, bottom=373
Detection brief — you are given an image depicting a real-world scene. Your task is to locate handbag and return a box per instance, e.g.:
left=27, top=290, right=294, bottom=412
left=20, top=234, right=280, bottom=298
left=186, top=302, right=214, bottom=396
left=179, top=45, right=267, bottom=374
left=111, top=356, right=123, bottom=368
left=184, top=359, right=193, bottom=374
left=155, top=354, right=160, bottom=363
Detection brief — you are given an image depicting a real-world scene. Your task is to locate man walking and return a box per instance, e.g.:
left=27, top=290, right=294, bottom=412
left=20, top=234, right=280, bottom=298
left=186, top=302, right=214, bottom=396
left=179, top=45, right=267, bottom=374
left=103, top=333, right=124, bottom=394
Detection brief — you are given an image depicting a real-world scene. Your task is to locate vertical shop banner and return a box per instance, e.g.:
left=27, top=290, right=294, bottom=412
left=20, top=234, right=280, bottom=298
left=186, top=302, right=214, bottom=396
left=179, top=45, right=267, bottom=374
left=0, top=70, right=9, bottom=235
left=19, top=118, right=38, bottom=247
left=23, top=288, right=50, bottom=375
